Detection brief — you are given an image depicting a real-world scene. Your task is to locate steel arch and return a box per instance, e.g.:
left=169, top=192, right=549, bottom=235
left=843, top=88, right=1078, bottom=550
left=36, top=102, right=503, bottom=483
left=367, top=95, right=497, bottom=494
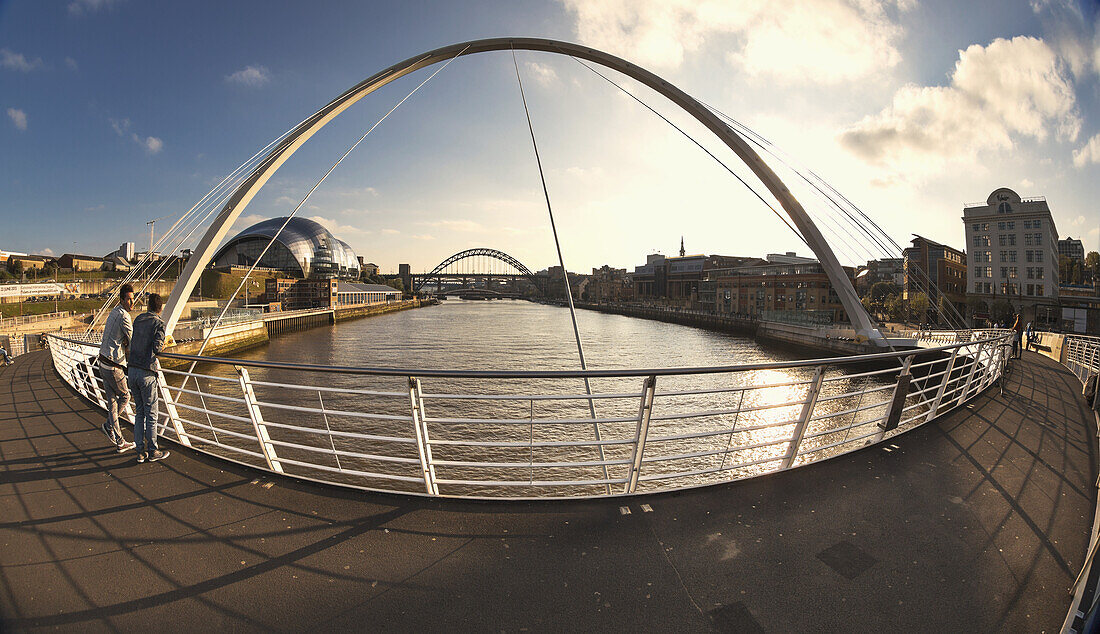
left=422, top=248, right=533, bottom=280
left=162, top=37, right=883, bottom=343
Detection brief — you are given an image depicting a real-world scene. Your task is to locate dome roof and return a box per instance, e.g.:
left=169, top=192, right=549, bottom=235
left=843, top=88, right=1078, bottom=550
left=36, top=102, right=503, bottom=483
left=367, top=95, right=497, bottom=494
left=212, top=216, right=361, bottom=279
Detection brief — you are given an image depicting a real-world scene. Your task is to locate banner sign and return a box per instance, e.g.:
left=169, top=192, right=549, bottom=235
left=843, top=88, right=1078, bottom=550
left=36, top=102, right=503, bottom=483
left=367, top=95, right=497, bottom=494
left=0, top=283, right=79, bottom=298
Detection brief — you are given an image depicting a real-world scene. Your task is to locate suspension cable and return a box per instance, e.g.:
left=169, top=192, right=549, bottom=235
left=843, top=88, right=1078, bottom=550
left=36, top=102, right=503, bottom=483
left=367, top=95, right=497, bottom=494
left=175, top=44, right=471, bottom=391
left=561, top=51, right=808, bottom=248
left=510, top=46, right=611, bottom=494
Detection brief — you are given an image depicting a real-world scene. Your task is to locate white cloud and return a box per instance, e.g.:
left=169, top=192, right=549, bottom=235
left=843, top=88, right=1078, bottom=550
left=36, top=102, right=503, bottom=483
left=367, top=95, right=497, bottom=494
left=840, top=36, right=1080, bottom=177
left=230, top=213, right=268, bottom=231
left=85, top=204, right=105, bottom=211
left=409, top=234, right=435, bottom=241
left=0, top=48, right=43, bottom=72
left=1071, top=215, right=1087, bottom=226
left=381, top=229, right=400, bottom=235
left=65, top=57, right=79, bottom=71
left=525, top=61, right=559, bottom=86
left=136, top=135, right=163, bottom=154
left=7, top=108, right=27, bottom=131
left=68, top=0, right=121, bottom=16
left=225, top=65, right=271, bottom=87
left=420, top=219, right=484, bottom=232
left=1073, top=133, right=1100, bottom=167
left=308, top=215, right=370, bottom=236
left=110, top=117, right=162, bottom=153
left=559, top=0, right=907, bottom=83
left=40, top=248, right=55, bottom=256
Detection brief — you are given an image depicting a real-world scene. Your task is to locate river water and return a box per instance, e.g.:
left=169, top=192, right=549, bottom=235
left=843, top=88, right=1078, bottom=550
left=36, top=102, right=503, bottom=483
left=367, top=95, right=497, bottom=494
left=169, top=300, right=903, bottom=497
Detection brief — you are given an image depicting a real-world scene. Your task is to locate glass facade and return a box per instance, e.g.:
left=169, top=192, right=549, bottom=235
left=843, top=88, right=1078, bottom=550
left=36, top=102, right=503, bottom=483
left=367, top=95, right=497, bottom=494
left=211, top=217, right=361, bottom=279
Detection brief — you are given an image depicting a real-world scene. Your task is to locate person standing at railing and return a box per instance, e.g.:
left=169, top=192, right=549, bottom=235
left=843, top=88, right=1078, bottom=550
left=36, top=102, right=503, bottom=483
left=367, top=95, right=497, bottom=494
left=0, top=345, right=11, bottom=366
left=127, top=293, right=170, bottom=463
left=1025, top=322, right=1034, bottom=352
left=97, top=283, right=136, bottom=453
left=1012, top=314, right=1023, bottom=359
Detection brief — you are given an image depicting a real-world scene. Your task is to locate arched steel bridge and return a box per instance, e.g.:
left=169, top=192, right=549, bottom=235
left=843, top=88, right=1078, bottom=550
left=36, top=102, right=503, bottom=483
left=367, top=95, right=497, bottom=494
left=413, top=248, right=536, bottom=293
left=161, top=36, right=884, bottom=344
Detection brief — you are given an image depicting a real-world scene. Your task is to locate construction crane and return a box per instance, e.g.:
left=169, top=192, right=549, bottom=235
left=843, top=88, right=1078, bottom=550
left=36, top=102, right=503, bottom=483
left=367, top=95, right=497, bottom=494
left=146, top=214, right=172, bottom=257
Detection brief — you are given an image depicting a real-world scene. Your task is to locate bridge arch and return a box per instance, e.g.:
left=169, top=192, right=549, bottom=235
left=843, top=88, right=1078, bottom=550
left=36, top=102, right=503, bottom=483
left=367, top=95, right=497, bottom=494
left=163, top=37, right=882, bottom=343
left=415, top=248, right=535, bottom=293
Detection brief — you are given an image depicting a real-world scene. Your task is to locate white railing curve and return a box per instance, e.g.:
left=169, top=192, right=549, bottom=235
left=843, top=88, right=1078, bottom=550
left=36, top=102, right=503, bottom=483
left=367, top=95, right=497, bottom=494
left=46, top=330, right=1012, bottom=500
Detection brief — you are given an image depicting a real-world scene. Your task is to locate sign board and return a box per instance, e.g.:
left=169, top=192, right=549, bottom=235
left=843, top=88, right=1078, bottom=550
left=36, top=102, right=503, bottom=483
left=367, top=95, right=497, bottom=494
left=0, top=283, right=80, bottom=299
left=1063, top=307, right=1088, bottom=334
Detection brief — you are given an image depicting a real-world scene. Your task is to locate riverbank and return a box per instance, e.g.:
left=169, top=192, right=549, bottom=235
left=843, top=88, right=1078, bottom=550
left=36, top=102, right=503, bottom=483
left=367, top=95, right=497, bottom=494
left=162, top=298, right=424, bottom=368
left=569, top=301, right=884, bottom=356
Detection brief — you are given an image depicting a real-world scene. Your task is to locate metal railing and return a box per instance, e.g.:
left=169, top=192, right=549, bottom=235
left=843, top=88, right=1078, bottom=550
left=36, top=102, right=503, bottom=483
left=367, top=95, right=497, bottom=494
left=46, top=330, right=1012, bottom=499
left=0, top=310, right=72, bottom=329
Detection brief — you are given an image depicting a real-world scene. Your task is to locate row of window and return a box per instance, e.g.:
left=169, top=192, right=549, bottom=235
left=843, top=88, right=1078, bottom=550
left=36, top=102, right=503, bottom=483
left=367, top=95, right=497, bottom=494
left=967, top=219, right=1045, bottom=232
left=973, top=282, right=1046, bottom=296
left=973, top=266, right=1047, bottom=280
left=971, top=249, right=1046, bottom=264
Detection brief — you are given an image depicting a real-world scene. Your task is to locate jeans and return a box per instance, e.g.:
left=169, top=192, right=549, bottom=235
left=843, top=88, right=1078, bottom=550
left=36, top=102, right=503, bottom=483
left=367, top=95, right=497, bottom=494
left=127, top=368, right=159, bottom=454
left=99, top=362, right=129, bottom=446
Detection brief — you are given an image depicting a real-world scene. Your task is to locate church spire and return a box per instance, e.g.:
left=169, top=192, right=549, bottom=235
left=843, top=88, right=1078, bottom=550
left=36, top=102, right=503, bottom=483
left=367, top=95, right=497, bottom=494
left=679, top=236, right=685, bottom=257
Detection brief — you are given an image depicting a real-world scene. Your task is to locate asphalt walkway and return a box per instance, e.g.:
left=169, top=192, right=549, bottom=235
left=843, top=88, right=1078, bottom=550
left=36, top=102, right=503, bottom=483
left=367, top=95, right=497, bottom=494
left=1, top=349, right=1095, bottom=632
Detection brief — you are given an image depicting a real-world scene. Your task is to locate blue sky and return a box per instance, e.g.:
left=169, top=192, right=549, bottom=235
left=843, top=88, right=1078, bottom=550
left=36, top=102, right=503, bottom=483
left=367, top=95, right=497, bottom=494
left=1, top=0, right=1098, bottom=274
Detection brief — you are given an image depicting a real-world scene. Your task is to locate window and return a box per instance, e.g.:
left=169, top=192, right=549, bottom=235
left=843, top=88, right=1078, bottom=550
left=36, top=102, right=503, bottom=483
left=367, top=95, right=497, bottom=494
left=984, top=282, right=992, bottom=294
left=1009, top=252, right=1016, bottom=263
left=1007, top=221, right=1015, bottom=230
left=974, top=267, right=983, bottom=279
left=1026, top=267, right=1034, bottom=279
left=1000, top=251, right=1007, bottom=262
left=1000, top=266, right=1008, bottom=278
left=984, top=266, right=993, bottom=278
left=1036, top=251, right=1043, bottom=263
left=1009, top=235, right=1016, bottom=246
left=1026, top=284, right=1034, bottom=295
left=998, top=221, right=1006, bottom=230
left=1025, top=234, right=1034, bottom=246
left=998, top=202, right=1012, bottom=213
left=972, top=223, right=981, bottom=232
left=1023, top=220, right=1032, bottom=229
left=1009, top=267, right=1018, bottom=278
left=1026, top=250, right=1033, bottom=262
left=1036, top=284, right=1044, bottom=296
left=974, top=235, right=990, bottom=247
left=1036, top=268, right=1044, bottom=280
left=1033, top=232, right=1042, bottom=243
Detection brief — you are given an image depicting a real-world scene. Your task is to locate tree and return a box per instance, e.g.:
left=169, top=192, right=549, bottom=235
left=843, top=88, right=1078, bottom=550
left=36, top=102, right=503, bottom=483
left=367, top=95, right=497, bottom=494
left=937, top=295, right=953, bottom=325
left=910, top=292, right=931, bottom=324
left=991, top=299, right=1014, bottom=324
left=884, top=293, right=905, bottom=322
left=10, top=259, right=23, bottom=277
left=1087, top=251, right=1099, bottom=275
left=384, top=276, right=404, bottom=292
left=870, top=281, right=900, bottom=302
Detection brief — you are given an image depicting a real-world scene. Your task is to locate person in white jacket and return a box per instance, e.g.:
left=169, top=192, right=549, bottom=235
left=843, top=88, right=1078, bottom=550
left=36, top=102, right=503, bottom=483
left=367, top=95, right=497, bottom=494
left=97, top=283, right=136, bottom=453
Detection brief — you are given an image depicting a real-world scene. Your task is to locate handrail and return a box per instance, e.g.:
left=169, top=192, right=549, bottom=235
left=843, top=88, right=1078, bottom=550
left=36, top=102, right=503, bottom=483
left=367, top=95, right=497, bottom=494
left=118, top=333, right=1008, bottom=379
left=46, top=329, right=1012, bottom=503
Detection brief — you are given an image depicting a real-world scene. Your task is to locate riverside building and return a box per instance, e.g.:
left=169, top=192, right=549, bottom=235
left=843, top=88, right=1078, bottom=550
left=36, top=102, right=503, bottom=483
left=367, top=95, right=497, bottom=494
left=963, top=187, right=1059, bottom=326
left=902, top=236, right=967, bottom=319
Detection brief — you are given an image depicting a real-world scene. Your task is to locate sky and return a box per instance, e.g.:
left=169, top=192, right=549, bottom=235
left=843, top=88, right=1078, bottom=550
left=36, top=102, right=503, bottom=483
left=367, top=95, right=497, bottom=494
left=1, top=0, right=1098, bottom=275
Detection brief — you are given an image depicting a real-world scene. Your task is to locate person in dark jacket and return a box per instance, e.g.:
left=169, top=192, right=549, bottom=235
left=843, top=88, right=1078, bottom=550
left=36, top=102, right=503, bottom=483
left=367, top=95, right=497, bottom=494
left=127, top=293, right=170, bottom=463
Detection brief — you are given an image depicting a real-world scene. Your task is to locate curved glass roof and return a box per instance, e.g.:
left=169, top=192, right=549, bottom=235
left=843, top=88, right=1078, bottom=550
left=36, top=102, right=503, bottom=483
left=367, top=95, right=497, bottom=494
left=212, top=216, right=361, bottom=279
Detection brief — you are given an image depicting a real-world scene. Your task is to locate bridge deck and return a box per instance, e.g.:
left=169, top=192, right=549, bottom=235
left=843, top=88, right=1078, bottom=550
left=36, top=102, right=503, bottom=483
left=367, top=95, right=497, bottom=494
left=1, top=350, right=1095, bottom=632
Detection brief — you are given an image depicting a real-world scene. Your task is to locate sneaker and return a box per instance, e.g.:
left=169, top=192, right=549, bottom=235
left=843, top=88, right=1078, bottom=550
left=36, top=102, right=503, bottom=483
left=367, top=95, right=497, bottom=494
left=136, top=452, right=146, bottom=463
left=101, top=423, right=117, bottom=444
left=116, top=441, right=136, bottom=453
left=147, top=449, right=170, bottom=462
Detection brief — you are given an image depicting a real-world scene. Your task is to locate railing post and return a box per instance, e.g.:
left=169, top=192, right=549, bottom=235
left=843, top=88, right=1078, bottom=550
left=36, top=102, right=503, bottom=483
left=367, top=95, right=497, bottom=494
left=957, top=342, right=986, bottom=402
left=925, top=348, right=960, bottom=422
left=156, top=371, right=192, bottom=448
left=235, top=366, right=283, bottom=473
left=876, top=356, right=913, bottom=441
left=409, top=377, right=438, bottom=495
left=781, top=366, right=825, bottom=469
left=625, top=375, right=657, bottom=494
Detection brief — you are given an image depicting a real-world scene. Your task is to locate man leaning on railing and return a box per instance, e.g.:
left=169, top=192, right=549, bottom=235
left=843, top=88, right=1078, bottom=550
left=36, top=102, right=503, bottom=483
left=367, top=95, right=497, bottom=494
left=97, top=283, right=136, bottom=453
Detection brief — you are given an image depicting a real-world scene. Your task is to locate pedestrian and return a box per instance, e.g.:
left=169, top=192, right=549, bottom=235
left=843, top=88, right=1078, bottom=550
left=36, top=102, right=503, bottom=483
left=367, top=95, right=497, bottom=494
left=1012, top=313, right=1023, bottom=359
left=1025, top=321, right=1034, bottom=351
left=0, top=346, right=12, bottom=366
left=97, top=283, right=136, bottom=452
left=127, top=293, right=170, bottom=463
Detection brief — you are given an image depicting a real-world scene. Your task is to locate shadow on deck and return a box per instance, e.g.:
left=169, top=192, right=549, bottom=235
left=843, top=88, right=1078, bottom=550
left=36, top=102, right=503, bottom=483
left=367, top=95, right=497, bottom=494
left=1, top=349, right=1095, bottom=632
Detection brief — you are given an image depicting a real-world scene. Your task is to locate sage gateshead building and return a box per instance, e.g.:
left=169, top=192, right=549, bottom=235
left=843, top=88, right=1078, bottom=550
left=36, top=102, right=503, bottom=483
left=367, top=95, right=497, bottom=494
left=211, top=216, right=361, bottom=279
